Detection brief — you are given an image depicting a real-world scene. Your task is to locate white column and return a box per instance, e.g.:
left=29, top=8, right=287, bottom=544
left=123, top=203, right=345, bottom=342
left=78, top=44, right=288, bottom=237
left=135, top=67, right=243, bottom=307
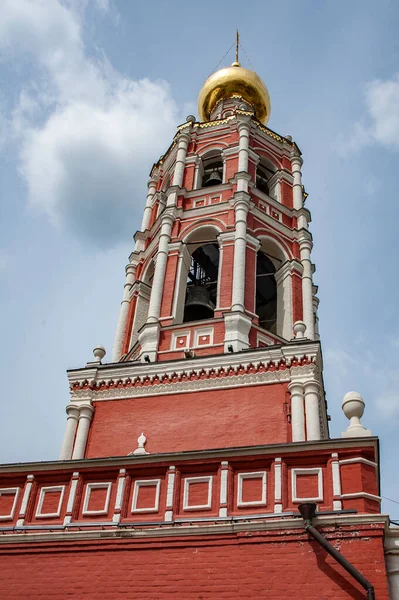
left=146, top=213, right=174, bottom=323
left=172, top=243, right=191, bottom=323
left=331, top=453, right=342, bottom=510
left=59, top=404, right=80, bottom=460
left=291, top=155, right=303, bottom=210
left=112, top=263, right=136, bottom=361
left=219, top=461, right=229, bottom=518
left=172, top=132, right=190, bottom=188
left=72, top=405, right=94, bottom=460
left=288, top=381, right=305, bottom=442
left=237, top=121, right=250, bottom=174
left=231, top=196, right=250, bottom=311
left=140, top=178, right=157, bottom=232
left=275, top=262, right=293, bottom=341
left=299, top=236, right=314, bottom=340
left=313, top=289, right=320, bottom=341
left=304, top=380, right=321, bottom=441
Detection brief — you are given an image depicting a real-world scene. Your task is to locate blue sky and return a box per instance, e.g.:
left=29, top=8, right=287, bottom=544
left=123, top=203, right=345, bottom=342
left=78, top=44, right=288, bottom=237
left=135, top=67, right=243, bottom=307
left=1, top=0, right=398, bottom=516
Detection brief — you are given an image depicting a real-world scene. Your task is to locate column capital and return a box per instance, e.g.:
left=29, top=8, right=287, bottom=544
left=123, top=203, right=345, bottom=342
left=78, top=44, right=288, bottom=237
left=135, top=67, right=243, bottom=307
left=298, top=236, right=313, bottom=253
left=79, top=404, right=95, bottom=420
left=237, top=117, right=251, bottom=132
left=291, top=155, right=303, bottom=169
left=147, top=177, right=157, bottom=189
left=288, top=380, right=304, bottom=393
left=303, top=379, right=321, bottom=394
left=65, top=404, right=80, bottom=420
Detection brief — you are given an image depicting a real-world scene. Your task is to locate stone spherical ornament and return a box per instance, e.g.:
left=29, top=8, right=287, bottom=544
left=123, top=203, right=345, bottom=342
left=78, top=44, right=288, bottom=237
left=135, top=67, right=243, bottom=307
left=198, top=63, right=271, bottom=125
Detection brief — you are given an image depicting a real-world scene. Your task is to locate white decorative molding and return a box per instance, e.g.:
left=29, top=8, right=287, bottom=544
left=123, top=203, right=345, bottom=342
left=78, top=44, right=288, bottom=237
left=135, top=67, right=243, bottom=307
left=340, top=492, right=381, bottom=502
left=193, top=327, right=214, bottom=348
left=338, top=457, right=377, bottom=468
left=0, top=488, right=20, bottom=521
left=131, top=479, right=161, bottom=513
left=183, top=476, right=213, bottom=511
left=237, top=472, right=267, bottom=507
left=36, top=486, right=65, bottom=519
left=256, top=332, right=275, bottom=347
left=291, top=468, right=323, bottom=503
left=82, top=482, right=112, bottom=516
left=219, top=461, right=229, bottom=518
left=171, top=329, right=191, bottom=351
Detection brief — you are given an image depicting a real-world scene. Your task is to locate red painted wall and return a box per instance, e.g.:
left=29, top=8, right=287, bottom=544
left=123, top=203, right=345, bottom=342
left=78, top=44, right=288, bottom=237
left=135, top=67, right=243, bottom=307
left=0, top=527, right=389, bottom=599
left=86, top=383, right=289, bottom=458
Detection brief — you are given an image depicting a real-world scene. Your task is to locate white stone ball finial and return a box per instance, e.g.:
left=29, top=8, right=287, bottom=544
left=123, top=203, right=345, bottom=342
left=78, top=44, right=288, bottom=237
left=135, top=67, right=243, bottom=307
left=341, top=391, right=372, bottom=438
left=93, top=345, right=106, bottom=363
left=293, top=321, right=306, bottom=339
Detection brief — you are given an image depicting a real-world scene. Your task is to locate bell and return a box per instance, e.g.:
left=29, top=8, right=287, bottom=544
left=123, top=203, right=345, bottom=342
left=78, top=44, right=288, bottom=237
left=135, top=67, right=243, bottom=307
left=204, top=168, right=222, bottom=187
left=184, top=285, right=215, bottom=322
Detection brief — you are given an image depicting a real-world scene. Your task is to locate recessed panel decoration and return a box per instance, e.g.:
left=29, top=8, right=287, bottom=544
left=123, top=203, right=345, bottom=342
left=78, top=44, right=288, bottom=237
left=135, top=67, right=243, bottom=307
left=35, top=486, right=65, bottom=519
left=131, top=479, right=161, bottom=513
left=237, top=472, right=267, bottom=507
left=292, top=468, right=323, bottom=503
left=82, top=482, right=112, bottom=516
left=0, top=487, right=20, bottom=521
left=183, top=476, right=213, bottom=511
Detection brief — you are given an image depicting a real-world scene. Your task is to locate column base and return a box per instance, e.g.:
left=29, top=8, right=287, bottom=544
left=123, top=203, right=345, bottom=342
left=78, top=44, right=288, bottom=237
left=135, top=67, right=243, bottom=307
left=138, top=322, right=161, bottom=363
left=223, top=311, right=252, bottom=352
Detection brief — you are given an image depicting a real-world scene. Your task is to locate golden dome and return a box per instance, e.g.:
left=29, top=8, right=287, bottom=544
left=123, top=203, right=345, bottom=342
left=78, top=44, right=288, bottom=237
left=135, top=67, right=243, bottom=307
left=198, top=62, right=271, bottom=125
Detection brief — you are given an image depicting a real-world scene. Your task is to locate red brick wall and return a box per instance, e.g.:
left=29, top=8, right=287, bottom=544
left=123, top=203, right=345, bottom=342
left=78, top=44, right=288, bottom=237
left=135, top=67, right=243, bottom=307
left=86, top=383, right=289, bottom=458
left=0, top=527, right=389, bottom=599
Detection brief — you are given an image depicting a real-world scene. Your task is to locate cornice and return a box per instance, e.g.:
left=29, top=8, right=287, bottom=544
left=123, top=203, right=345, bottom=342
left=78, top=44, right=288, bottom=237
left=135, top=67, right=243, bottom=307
left=0, top=437, right=379, bottom=474
left=67, top=342, right=322, bottom=401
left=0, top=513, right=387, bottom=545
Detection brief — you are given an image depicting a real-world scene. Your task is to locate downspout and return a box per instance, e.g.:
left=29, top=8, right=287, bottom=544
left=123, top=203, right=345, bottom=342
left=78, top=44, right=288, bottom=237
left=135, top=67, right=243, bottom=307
left=298, top=503, right=375, bottom=600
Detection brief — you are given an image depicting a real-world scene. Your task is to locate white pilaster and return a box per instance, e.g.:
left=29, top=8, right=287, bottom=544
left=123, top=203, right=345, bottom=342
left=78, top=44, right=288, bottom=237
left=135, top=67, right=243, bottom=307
left=146, top=213, right=174, bottom=324
left=219, top=461, right=229, bottom=518
left=274, top=458, right=283, bottom=513
left=165, top=466, right=176, bottom=522
left=16, top=474, right=34, bottom=527
left=288, top=381, right=305, bottom=442
left=112, top=262, right=137, bottom=362
left=304, top=380, right=322, bottom=441
left=331, top=453, right=342, bottom=510
left=72, top=405, right=95, bottom=460
left=59, top=404, right=80, bottom=460
left=113, top=468, right=126, bottom=523
left=299, top=236, right=314, bottom=340
left=291, top=155, right=303, bottom=211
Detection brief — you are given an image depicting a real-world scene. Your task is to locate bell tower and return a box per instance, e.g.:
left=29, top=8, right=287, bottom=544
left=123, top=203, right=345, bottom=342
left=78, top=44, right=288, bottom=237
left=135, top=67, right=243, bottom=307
left=112, top=51, right=317, bottom=369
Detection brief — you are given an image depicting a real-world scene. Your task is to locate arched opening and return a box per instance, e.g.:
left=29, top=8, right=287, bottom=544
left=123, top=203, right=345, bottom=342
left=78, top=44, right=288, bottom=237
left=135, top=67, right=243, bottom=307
left=130, top=259, right=154, bottom=347
left=201, top=150, right=223, bottom=188
left=255, top=156, right=278, bottom=198
left=255, top=250, right=277, bottom=333
left=183, top=243, right=220, bottom=322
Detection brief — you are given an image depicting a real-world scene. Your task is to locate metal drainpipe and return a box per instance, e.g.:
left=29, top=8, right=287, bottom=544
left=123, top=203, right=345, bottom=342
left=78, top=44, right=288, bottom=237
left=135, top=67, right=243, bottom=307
left=298, top=503, right=375, bottom=600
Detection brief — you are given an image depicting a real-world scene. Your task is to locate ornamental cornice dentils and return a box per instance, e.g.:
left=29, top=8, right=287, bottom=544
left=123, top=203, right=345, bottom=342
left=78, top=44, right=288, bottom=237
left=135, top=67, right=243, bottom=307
left=69, top=353, right=319, bottom=402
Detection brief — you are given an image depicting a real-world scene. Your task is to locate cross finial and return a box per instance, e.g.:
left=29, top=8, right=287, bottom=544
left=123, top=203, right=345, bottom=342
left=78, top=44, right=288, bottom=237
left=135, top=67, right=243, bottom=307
left=235, top=30, right=240, bottom=65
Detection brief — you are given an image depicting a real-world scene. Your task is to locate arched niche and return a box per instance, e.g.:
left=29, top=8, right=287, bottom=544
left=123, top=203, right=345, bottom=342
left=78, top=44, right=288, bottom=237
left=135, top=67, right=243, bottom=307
left=195, top=149, right=224, bottom=189
left=255, top=154, right=280, bottom=201
left=173, top=225, right=222, bottom=324
left=255, top=236, right=292, bottom=340
left=130, top=259, right=155, bottom=347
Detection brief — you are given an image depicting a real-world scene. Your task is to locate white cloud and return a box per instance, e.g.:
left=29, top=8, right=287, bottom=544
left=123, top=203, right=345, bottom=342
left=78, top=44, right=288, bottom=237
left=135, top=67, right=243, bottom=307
left=341, top=73, right=399, bottom=153
left=0, top=0, right=182, bottom=247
